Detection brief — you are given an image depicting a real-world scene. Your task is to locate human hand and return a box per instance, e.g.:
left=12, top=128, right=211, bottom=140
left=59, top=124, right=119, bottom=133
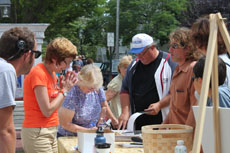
left=111, top=118, right=119, bottom=129
left=144, top=102, right=161, bottom=115
left=90, top=126, right=98, bottom=130
left=117, top=112, right=130, bottom=130
left=61, top=71, right=78, bottom=92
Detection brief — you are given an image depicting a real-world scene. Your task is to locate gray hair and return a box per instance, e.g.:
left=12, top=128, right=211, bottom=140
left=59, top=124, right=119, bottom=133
left=118, top=55, right=133, bottom=73
left=77, top=64, right=103, bottom=89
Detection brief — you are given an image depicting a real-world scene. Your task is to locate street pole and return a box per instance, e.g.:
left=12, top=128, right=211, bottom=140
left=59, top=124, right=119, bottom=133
left=79, top=29, right=83, bottom=55
left=115, top=0, right=120, bottom=59
left=109, top=46, right=112, bottom=81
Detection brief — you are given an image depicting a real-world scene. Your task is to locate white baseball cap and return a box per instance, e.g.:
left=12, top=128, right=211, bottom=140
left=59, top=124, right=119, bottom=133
left=129, top=33, right=154, bottom=54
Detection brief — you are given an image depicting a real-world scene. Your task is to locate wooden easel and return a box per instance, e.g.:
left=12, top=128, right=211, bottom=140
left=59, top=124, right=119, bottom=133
left=192, top=13, right=230, bottom=153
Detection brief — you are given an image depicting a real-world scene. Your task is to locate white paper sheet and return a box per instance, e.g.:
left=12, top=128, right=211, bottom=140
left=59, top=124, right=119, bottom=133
left=127, top=112, right=143, bottom=131
left=193, top=106, right=230, bottom=153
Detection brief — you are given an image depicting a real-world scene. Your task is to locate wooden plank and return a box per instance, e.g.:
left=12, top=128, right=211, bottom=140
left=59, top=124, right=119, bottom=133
left=14, top=123, right=22, bottom=126
left=192, top=14, right=218, bottom=153
left=13, top=116, right=24, bottom=120
left=15, top=126, right=22, bottom=130
left=13, top=112, right=24, bottom=116
left=15, top=101, right=24, bottom=105
left=216, top=13, right=230, bottom=55
left=14, top=120, right=24, bottom=124
left=212, top=42, right=221, bottom=153
left=13, top=100, right=24, bottom=130
left=14, top=107, right=24, bottom=111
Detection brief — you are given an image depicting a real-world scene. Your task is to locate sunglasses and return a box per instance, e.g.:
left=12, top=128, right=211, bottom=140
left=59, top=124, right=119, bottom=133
left=170, top=41, right=186, bottom=49
left=170, top=43, right=180, bottom=49
left=32, top=50, right=42, bottom=58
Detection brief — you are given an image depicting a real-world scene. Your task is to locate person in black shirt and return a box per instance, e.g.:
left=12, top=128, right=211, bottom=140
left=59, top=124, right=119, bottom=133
left=118, top=33, right=177, bottom=130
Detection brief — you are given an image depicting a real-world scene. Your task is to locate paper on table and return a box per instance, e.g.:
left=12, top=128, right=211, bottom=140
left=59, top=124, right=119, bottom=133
left=117, top=143, right=143, bottom=148
left=193, top=106, right=230, bottom=153
left=127, top=112, right=143, bottom=131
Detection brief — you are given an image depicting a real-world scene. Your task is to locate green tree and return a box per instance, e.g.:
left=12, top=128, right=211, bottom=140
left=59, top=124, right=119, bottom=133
left=105, top=0, right=187, bottom=46
left=5, top=0, right=107, bottom=60
left=0, top=0, right=190, bottom=60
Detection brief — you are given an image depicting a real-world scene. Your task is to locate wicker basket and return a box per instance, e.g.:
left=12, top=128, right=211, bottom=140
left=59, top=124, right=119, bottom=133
left=142, top=124, right=193, bottom=153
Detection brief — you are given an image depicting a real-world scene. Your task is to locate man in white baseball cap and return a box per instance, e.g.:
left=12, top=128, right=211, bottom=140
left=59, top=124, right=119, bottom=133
left=118, top=33, right=177, bottom=130
left=129, top=33, right=156, bottom=54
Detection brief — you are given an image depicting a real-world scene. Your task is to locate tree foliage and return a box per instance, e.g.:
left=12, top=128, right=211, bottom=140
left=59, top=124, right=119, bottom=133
left=179, top=0, right=230, bottom=28
left=3, top=0, right=107, bottom=59
left=1, top=0, right=190, bottom=59
left=105, top=0, right=187, bottom=46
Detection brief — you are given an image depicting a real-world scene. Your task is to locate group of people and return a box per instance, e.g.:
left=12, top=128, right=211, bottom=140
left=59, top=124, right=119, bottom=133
left=0, top=15, right=230, bottom=153
left=0, top=27, right=117, bottom=153
left=68, top=55, right=94, bottom=73
left=117, top=16, right=230, bottom=153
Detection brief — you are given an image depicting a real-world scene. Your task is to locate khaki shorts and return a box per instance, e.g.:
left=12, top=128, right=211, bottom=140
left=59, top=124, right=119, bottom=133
left=21, top=126, right=58, bottom=153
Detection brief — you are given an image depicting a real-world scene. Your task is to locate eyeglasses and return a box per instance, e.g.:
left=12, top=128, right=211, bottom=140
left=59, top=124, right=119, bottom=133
left=170, top=43, right=180, bottom=49
left=170, top=42, right=186, bottom=49
left=7, top=49, right=41, bottom=60
left=31, top=50, right=42, bottom=58
left=137, top=46, right=151, bottom=58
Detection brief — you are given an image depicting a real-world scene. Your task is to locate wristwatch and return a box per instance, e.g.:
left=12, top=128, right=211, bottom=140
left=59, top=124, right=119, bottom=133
left=60, top=90, right=68, bottom=97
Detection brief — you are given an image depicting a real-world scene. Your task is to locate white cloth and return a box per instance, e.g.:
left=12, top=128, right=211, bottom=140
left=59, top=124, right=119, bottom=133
left=107, top=74, right=122, bottom=119
left=0, top=58, right=17, bottom=108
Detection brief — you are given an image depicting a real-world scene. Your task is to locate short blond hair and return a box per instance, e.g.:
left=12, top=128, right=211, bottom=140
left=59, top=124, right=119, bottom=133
left=118, top=55, right=133, bottom=73
left=45, top=37, right=77, bottom=64
left=77, top=64, right=103, bottom=90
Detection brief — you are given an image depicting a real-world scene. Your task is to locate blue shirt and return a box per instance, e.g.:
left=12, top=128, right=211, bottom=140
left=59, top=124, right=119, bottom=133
left=58, top=85, right=106, bottom=136
left=195, top=85, right=230, bottom=108
left=218, top=85, right=230, bottom=108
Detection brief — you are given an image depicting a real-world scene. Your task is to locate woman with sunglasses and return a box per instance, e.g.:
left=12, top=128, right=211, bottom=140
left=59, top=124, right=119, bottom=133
left=21, top=37, right=78, bottom=153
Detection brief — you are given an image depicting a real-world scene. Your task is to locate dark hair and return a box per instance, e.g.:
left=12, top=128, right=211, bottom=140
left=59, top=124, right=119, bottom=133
left=191, top=16, right=227, bottom=55
left=0, top=27, right=35, bottom=60
left=72, top=65, right=80, bottom=72
left=86, top=58, right=94, bottom=65
left=72, top=60, right=81, bottom=72
left=193, top=56, right=226, bottom=87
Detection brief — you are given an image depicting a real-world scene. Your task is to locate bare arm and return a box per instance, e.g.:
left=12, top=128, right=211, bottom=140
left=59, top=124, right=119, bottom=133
left=58, top=107, right=90, bottom=133
left=35, top=71, right=77, bottom=117
left=105, top=89, right=119, bottom=128
left=105, top=89, right=117, bottom=101
left=101, top=101, right=118, bottom=128
left=34, top=86, right=66, bottom=117
left=0, top=106, right=16, bottom=153
left=118, top=93, right=130, bottom=130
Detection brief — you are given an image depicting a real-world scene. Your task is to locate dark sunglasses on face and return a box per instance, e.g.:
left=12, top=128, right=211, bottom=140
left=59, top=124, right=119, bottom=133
left=32, top=50, right=42, bottom=58
left=170, top=43, right=180, bottom=49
